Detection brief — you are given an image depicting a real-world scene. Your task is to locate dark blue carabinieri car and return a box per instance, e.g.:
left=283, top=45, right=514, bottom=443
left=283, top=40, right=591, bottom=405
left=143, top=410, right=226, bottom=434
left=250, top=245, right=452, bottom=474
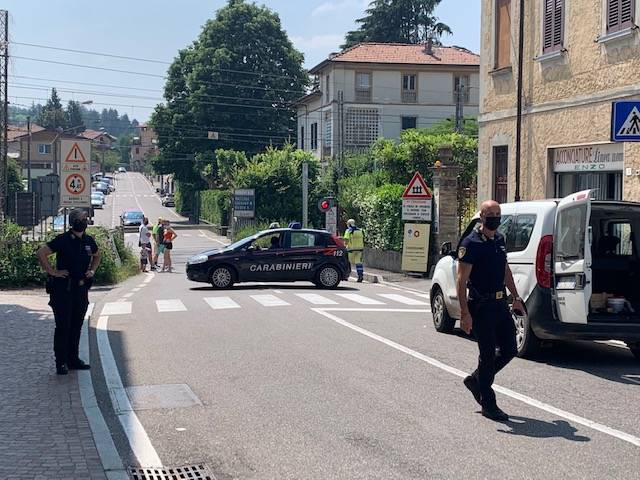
left=186, top=228, right=351, bottom=289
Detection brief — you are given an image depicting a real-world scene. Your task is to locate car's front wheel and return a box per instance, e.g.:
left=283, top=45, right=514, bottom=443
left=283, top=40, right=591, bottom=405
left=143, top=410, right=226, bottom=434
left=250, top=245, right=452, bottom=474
left=627, top=342, right=640, bottom=361
left=210, top=266, right=234, bottom=289
left=431, top=287, right=455, bottom=333
left=316, top=265, right=341, bottom=289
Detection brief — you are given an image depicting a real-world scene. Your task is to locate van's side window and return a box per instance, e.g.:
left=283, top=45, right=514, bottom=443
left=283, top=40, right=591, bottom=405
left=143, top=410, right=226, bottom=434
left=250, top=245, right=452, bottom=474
left=510, top=214, right=537, bottom=252
left=556, top=205, right=586, bottom=260
left=497, top=215, right=513, bottom=247
left=598, top=221, right=634, bottom=256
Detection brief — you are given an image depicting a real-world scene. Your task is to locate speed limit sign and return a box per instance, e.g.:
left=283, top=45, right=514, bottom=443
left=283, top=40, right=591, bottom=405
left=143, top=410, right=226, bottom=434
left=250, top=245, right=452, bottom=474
left=66, top=174, right=86, bottom=195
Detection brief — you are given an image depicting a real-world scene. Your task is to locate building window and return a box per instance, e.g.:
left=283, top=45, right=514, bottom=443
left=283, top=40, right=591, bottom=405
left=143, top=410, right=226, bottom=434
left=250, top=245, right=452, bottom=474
left=355, top=72, right=372, bottom=102
left=495, top=0, right=511, bottom=69
left=345, top=107, right=380, bottom=148
left=311, top=122, right=318, bottom=150
left=543, top=0, right=564, bottom=53
left=401, top=116, right=417, bottom=130
left=493, top=146, right=509, bottom=203
left=402, top=74, right=417, bottom=103
left=325, top=74, right=330, bottom=100
left=135, top=147, right=140, bottom=155
left=607, top=0, right=635, bottom=33
left=300, top=126, right=305, bottom=150
left=37, top=144, right=51, bottom=155
left=453, top=75, right=471, bottom=103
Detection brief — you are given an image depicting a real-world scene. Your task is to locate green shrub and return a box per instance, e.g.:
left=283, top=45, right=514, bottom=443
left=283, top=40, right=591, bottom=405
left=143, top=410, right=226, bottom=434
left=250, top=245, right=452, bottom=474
left=200, top=189, right=231, bottom=226
left=353, top=184, right=405, bottom=252
left=233, top=221, right=273, bottom=241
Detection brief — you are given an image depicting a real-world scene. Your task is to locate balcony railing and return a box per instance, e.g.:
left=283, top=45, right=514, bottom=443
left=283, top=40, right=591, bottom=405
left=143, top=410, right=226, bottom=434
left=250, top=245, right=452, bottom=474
left=355, top=88, right=372, bottom=103
left=402, top=90, right=417, bottom=103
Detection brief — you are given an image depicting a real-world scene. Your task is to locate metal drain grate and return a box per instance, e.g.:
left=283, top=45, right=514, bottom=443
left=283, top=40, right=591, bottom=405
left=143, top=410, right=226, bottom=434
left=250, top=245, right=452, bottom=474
left=128, top=464, right=215, bottom=480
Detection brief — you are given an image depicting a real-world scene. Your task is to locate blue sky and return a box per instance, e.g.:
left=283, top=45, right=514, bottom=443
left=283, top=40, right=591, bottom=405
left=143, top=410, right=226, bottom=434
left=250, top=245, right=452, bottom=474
left=5, top=0, right=480, bottom=121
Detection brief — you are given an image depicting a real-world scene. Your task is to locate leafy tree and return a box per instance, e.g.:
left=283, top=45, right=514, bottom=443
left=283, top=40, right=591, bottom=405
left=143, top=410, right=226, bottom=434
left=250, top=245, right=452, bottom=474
left=343, top=0, right=451, bottom=48
left=7, top=158, right=24, bottom=195
left=66, top=100, right=85, bottom=130
left=37, top=88, right=68, bottom=129
left=425, top=116, right=478, bottom=137
left=151, top=0, right=308, bottom=183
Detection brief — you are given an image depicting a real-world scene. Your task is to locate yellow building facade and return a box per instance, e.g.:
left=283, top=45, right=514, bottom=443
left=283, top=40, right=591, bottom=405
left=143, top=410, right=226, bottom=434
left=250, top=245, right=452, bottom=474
left=479, top=0, right=640, bottom=204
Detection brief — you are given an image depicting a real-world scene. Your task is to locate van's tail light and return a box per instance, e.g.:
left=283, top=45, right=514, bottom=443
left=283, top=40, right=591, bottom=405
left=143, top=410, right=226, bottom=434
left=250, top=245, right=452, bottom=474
left=331, top=235, right=345, bottom=248
left=536, top=235, right=553, bottom=289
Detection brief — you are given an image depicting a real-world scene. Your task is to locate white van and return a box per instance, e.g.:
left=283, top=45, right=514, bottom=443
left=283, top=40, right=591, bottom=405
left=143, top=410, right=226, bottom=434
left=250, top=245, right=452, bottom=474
left=430, top=190, right=640, bottom=360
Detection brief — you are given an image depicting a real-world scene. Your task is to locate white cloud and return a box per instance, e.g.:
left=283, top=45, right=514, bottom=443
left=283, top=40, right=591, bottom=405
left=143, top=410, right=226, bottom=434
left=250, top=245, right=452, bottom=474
left=291, top=33, right=344, bottom=52
left=311, top=0, right=368, bottom=17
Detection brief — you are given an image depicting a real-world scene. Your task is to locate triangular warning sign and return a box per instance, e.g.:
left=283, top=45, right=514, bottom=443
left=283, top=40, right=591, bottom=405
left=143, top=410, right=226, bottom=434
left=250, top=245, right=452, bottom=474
left=617, top=106, right=640, bottom=137
left=65, top=143, right=87, bottom=163
left=402, top=172, right=432, bottom=199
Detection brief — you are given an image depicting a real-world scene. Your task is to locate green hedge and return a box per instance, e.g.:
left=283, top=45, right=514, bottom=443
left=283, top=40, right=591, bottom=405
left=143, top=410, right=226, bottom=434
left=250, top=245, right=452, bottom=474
left=352, top=184, right=405, bottom=252
left=0, top=222, right=137, bottom=288
left=200, top=190, right=231, bottom=226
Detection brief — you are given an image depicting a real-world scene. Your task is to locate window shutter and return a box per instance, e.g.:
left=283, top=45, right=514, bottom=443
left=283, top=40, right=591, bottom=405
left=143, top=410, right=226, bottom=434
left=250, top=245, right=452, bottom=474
left=608, top=0, right=635, bottom=32
left=543, top=0, right=564, bottom=53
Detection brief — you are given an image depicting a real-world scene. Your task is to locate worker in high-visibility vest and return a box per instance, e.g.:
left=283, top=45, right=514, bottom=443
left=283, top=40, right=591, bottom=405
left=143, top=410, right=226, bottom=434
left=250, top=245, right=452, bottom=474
left=343, top=218, right=365, bottom=282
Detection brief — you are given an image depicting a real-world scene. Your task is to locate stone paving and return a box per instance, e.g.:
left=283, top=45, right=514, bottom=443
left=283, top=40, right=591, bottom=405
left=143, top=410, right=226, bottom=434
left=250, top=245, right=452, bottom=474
left=0, top=291, right=107, bottom=480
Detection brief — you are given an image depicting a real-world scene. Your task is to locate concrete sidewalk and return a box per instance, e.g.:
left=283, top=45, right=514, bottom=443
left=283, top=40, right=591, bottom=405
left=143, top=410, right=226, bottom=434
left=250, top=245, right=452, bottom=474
left=353, top=266, right=432, bottom=292
left=0, top=291, right=107, bottom=480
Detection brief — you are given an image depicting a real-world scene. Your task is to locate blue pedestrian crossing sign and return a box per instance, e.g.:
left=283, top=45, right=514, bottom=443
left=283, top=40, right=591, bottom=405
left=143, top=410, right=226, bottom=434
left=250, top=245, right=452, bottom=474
left=612, top=101, right=640, bottom=141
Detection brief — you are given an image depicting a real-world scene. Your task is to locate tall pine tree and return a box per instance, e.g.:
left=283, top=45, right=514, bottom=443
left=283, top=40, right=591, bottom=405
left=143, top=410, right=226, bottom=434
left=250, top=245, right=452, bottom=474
left=38, top=88, right=68, bottom=129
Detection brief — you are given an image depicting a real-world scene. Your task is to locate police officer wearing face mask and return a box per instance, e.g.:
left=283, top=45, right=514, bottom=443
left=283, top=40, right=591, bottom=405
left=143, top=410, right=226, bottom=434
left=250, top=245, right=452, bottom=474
left=456, top=200, right=524, bottom=421
left=37, top=209, right=101, bottom=375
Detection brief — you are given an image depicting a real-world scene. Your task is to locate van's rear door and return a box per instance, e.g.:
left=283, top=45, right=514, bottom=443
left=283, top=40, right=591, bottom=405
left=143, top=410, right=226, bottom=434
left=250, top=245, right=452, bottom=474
left=554, top=190, right=592, bottom=324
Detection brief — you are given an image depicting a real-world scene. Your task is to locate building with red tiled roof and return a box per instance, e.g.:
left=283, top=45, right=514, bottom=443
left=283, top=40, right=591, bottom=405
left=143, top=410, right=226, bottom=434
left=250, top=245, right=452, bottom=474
left=297, top=42, right=480, bottom=161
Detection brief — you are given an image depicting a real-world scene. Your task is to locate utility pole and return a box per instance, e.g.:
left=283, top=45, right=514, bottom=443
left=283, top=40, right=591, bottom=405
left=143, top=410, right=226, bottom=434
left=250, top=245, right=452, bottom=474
left=455, top=83, right=465, bottom=134
left=27, top=116, right=32, bottom=191
left=302, top=162, right=308, bottom=228
left=0, top=10, right=8, bottom=220
left=514, top=0, right=525, bottom=202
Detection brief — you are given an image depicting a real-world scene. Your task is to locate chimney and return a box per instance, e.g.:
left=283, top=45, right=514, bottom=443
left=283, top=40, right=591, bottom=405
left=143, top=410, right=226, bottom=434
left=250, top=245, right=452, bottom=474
left=425, top=37, right=434, bottom=55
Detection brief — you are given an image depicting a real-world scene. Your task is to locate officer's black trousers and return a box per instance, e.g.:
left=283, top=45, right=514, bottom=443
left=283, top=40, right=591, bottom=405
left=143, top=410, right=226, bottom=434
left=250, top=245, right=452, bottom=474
left=469, top=299, right=517, bottom=408
left=49, top=284, right=89, bottom=366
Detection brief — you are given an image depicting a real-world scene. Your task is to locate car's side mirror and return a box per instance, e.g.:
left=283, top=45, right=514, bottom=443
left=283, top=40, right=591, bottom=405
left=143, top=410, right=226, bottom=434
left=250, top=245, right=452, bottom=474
left=440, top=241, right=452, bottom=256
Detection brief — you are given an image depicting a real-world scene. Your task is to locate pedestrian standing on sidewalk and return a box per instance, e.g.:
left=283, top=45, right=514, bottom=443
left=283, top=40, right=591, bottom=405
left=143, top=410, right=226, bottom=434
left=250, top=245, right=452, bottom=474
left=161, top=220, right=177, bottom=272
left=456, top=199, right=524, bottom=421
left=36, top=208, right=101, bottom=375
left=138, top=216, right=152, bottom=270
left=343, top=219, right=365, bottom=282
left=150, top=217, right=162, bottom=269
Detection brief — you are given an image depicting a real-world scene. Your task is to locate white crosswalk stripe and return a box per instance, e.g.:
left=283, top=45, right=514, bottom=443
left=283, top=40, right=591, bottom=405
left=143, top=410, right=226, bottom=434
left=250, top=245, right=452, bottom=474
left=101, top=302, right=132, bottom=316
left=377, top=293, right=429, bottom=306
left=335, top=293, right=385, bottom=305
left=295, top=293, right=338, bottom=305
left=204, top=297, right=241, bottom=310
left=250, top=294, right=291, bottom=307
left=156, top=299, right=187, bottom=312
left=410, top=292, right=430, bottom=299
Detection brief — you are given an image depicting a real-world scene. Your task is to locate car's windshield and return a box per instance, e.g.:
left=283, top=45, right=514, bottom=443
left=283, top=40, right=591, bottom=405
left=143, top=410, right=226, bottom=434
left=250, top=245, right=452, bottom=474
left=124, top=211, right=143, bottom=219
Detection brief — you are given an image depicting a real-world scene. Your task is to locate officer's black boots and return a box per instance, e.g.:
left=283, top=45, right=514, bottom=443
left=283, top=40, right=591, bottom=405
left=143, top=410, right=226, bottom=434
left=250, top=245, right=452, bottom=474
left=56, top=364, right=69, bottom=375
left=68, top=359, right=90, bottom=370
left=463, top=376, right=482, bottom=406
left=481, top=406, right=509, bottom=422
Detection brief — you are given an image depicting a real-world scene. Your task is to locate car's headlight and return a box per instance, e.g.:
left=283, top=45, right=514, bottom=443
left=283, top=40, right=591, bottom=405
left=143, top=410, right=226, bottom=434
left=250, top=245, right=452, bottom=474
left=188, top=254, right=209, bottom=265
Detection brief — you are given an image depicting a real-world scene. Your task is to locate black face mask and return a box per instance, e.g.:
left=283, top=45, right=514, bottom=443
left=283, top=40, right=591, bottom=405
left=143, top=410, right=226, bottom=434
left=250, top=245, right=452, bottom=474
left=72, top=219, right=88, bottom=233
left=484, top=216, right=501, bottom=231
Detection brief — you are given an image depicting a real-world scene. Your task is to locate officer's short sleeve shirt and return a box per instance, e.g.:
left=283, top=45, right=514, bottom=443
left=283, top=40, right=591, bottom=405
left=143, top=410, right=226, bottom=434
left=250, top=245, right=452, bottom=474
left=47, top=231, right=98, bottom=280
left=457, top=227, right=507, bottom=295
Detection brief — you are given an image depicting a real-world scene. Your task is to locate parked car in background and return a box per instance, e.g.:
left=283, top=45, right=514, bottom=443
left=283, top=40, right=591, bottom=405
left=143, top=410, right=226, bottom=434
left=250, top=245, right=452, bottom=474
left=92, top=181, right=109, bottom=195
left=161, top=194, right=175, bottom=207
left=91, top=190, right=105, bottom=204
left=118, top=166, right=127, bottom=173
left=120, top=209, right=144, bottom=227
left=91, top=193, right=104, bottom=209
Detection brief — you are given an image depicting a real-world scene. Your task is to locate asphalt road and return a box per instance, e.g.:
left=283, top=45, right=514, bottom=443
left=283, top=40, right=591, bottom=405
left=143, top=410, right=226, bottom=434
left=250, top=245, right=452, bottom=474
left=88, top=173, right=640, bottom=479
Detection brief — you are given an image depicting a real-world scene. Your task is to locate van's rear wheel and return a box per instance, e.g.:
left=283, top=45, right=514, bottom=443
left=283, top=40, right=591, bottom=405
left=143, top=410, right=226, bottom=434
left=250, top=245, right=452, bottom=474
left=431, top=288, right=455, bottom=333
left=514, top=311, right=540, bottom=357
left=626, top=342, right=640, bottom=361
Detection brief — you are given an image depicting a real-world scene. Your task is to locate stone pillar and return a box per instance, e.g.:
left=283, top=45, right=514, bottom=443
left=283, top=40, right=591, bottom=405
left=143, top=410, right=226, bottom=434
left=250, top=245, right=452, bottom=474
left=430, top=146, right=462, bottom=259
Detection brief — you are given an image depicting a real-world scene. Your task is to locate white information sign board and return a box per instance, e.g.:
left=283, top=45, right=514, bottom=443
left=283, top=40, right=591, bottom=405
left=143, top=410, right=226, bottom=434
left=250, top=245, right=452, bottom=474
left=325, top=206, right=338, bottom=235
left=60, top=139, right=91, bottom=208
left=402, top=198, right=432, bottom=221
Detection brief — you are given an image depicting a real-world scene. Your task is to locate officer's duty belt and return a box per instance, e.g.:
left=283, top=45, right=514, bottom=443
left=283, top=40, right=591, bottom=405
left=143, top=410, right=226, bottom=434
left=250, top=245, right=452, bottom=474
left=471, top=290, right=506, bottom=301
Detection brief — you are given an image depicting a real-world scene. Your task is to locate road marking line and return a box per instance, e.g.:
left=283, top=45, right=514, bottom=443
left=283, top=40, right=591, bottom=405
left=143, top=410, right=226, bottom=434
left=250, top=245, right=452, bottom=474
left=79, top=306, right=129, bottom=479
left=274, top=290, right=284, bottom=294
left=204, top=297, right=241, bottom=310
left=251, top=294, right=291, bottom=307
left=295, top=293, right=339, bottom=305
left=312, top=308, right=640, bottom=448
left=123, top=293, right=133, bottom=298
left=132, top=288, right=141, bottom=292
left=198, top=229, right=229, bottom=246
left=155, top=299, right=187, bottom=313
left=336, top=293, right=385, bottom=305
left=377, top=293, right=429, bottom=306
left=96, top=316, right=163, bottom=466
left=101, top=302, right=132, bottom=316
left=410, top=292, right=430, bottom=299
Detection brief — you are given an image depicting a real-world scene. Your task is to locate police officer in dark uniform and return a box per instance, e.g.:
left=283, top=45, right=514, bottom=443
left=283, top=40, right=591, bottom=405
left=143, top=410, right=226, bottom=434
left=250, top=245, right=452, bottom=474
left=456, top=200, right=524, bottom=421
left=37, top=209, right=101, bottom=375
